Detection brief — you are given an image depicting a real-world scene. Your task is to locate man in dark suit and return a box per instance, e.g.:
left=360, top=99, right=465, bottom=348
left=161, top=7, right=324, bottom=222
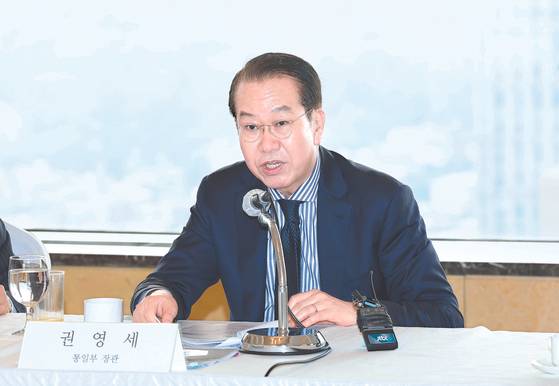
left=132, top=53, right=463, bottom=328
left=1, top=218, right=24, bottom=314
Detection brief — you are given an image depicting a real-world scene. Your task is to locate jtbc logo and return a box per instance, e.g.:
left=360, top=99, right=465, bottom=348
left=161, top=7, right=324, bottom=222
left=375, top=334, right=390, bottom=342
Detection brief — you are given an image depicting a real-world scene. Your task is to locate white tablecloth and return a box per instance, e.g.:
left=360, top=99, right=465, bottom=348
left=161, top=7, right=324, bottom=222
left=1, top=313, right=557, bottom=385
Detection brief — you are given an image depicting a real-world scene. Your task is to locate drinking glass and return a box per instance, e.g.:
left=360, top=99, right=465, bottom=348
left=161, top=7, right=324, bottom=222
left=8, top=255, right=50, bottom=332
left=34, top=270, right=65, bottom=321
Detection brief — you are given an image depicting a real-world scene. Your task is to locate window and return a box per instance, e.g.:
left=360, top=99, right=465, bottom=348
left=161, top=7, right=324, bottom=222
left=1, top=1, right=557, bottom=240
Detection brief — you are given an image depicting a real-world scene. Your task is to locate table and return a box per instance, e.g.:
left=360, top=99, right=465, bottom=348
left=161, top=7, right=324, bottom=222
left=1, top=313, right=557, bottom=385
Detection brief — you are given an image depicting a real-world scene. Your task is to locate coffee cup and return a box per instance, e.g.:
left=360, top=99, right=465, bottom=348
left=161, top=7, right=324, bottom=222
left=552, top=334, right=559, bottom=366
left=84, top=298, right=123, bottom=323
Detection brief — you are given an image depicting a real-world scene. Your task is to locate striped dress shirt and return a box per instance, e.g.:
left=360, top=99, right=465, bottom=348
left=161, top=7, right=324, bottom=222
left=263, top=153, right=321, bottom=321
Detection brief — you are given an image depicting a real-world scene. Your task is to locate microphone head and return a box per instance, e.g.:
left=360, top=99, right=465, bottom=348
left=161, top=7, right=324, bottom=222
left=242, top=189, right=267, bottom=217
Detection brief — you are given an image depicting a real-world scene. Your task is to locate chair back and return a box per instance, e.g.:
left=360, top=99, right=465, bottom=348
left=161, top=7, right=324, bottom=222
left=4, top=222, right=51, bottom=269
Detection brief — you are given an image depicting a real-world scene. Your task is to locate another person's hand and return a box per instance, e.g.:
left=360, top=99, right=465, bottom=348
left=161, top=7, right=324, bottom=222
left=288, top=289, right=357, bottom=327
left=0, top=285, right=10, bottom=315
left=132, top=289, right=178, bottom=323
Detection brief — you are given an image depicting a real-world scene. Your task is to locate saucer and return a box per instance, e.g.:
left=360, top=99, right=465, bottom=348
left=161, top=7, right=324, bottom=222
left=531, top=359, right=559, bottom=375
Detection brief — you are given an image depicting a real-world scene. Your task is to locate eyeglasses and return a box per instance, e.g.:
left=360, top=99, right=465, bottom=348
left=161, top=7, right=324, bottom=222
left=236, top=110, right=310, bottom=142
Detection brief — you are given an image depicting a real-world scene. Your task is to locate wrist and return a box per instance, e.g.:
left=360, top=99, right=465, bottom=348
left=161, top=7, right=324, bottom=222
left=149, top=289, right=173, bottom=298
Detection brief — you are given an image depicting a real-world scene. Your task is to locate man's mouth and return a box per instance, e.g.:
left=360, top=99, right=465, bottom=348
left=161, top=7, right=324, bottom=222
left=262, top=161, right=283, bottom=171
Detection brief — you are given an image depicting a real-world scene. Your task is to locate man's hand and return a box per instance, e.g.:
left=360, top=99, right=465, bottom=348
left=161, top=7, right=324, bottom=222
left=0, top=285, right=10, bottom=315
left=132, top=290, right=178, bottom=323
left=288, top=289, right=357, bottom=327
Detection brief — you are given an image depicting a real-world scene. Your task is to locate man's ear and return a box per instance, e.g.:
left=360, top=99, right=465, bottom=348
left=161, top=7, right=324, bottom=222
left=312, top=109, right=325, bottom=145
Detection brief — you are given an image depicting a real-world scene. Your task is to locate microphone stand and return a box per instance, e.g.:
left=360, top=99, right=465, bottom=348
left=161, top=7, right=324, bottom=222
left=240, top=194, right=329, bottom=355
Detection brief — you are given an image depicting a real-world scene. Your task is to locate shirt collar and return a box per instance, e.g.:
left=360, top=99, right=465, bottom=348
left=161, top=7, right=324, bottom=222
left=269, top=152, right=321, bottom=203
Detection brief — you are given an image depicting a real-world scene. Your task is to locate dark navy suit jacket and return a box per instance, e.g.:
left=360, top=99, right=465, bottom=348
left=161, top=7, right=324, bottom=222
left=132, top=147, right=463, bottom=327
left=1, top=219, right=25, bottom=313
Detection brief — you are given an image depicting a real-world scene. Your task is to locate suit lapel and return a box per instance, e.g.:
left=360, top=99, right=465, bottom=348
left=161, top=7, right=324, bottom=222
left=317, top=147, right=353, bottom=299
left=234, top=169, right=268, bottom=321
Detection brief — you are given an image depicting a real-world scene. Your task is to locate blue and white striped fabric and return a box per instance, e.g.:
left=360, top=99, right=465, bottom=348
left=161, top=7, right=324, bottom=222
left=263, top=153, right=321, bottom=321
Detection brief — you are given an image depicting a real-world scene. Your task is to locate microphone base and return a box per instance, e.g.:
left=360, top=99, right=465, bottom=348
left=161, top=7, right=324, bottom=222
left=240, top=327, right=330, bottom=355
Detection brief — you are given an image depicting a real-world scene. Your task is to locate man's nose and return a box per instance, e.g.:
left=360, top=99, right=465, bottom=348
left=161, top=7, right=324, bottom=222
left=258, top=126, right=281, bottom=151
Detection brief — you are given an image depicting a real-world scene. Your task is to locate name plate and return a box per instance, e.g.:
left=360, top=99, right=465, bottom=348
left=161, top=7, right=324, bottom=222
left=19, top=321, right=185, bottom=372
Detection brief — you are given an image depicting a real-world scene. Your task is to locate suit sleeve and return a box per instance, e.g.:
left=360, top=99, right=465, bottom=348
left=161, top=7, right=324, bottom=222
left=376, top=185, right=464, bottom=328
left=0, top=220, right=26, bottom=313
left=130, top=177, right=219, bottom=320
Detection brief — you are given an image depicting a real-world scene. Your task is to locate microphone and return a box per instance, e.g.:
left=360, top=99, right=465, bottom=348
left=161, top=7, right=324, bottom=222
left=240, top=188, right=330, bottom=355
left=242, top=189, right=272, bottom=218
left=240, top=188, right=329, bottom=355
left=241, top=188, right=289, bottom=335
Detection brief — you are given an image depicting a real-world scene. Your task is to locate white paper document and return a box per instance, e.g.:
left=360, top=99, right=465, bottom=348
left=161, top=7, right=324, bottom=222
left=179, top=319, right=278, bottom=349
